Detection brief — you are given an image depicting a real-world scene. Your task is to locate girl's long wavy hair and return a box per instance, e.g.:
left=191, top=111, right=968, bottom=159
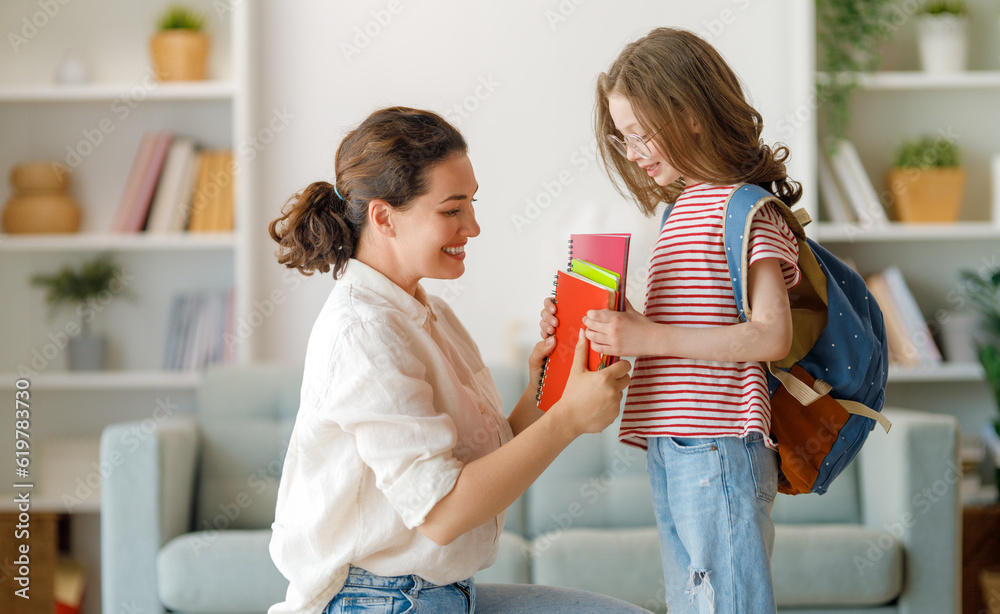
left=595, top=27, right=801, bottom=215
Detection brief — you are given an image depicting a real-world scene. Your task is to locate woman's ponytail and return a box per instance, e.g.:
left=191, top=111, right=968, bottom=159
left=268, top=181, right=359, bottom=277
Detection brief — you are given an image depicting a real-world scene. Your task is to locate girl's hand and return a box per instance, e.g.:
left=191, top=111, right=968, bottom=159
left=539, top=297, right=558, bottom=339
left=551, top=330, right=632, bottom=435
left=582, top=298, right=653, bottom=357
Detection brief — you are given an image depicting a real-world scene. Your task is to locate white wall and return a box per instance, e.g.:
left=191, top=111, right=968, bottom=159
left=249, top=0, right=814, bottom=368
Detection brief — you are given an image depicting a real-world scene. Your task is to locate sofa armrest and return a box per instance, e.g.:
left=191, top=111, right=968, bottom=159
left=858, top=407, right=960, bottom=614
left=100, top=416, right=200, bottom=614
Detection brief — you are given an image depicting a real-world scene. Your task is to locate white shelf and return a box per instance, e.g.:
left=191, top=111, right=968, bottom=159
left=0, top=435, right=102, bottom=513
left=0, top=370, right=202, bottom=390
left=813, top=222, right=1000, bottom=242
left=0, top=80, right=236, bottom=102
left=818, top=71, right=1000, bottom=90
left=887, top=362, right=984, bottom=383
left=0, top=232, right=236, bottom=251
left=858, top=71, right=1000, bottom=90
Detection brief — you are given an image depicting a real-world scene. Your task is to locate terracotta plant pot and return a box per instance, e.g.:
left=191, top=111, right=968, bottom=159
left=2, top=162, right=81, bottom=234
left=150, top=30, right=209, bottom=81
left=886, top=167, right=966, bottom=223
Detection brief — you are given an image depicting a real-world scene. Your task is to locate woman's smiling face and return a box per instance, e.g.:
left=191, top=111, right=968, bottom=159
left=383, top=153, right=480, bottom=294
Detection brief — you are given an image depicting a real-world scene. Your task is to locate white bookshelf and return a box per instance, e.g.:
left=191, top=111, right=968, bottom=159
left=0, top=80, right=236, bottom=102
left=0, top=2, right=252, bottom=612
left=812, top=0, right=1000, bottom=434
left=812, top=221, right=1000, bottom=242
left=887, top=362, right=985, bottom=383
left=0, top=232, right=237, bottom=251
left=0, top=370, right=202, bottom=390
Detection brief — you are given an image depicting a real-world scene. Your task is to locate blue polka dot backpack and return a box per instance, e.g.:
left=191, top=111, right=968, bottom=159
left=661, top=183, right=892, bottom=495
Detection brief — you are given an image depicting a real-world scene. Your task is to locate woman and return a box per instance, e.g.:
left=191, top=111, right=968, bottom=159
left=267, top=106, right=647, bottom=614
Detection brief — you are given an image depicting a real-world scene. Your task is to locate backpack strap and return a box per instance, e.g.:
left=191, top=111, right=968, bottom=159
left=659, top=201, right=676, bottom=230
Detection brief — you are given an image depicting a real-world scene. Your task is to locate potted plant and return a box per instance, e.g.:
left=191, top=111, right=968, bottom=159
left=886, top=135, right=966, bottom=222
left=815, top=0, right=897, bottom=144
left=916, top=1, right=969, bottom=73
left=959, top=265, right=1000, bottom=503
left=31, top=254, right=130, bottom=370
left=150, top=5, right=209, bottom=81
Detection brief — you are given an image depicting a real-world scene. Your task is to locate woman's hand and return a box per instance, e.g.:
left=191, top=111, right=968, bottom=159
left=550, top=330, right=632, bottom=436
left=582, top=298, right=654, bottom=358
left=527, top=335, right=556, bottom=386
left=539, top=297, right=558, bottom=339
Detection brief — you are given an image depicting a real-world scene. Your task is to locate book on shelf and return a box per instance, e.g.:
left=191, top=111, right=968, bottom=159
left=881, top=265, right=942, bottom=366
left=817, top=148, right=855, bottom=224
left=829, top=139, right=889, bottom=227
left=146, top=137, right=197, bottom=233
left=110, top=132, right=157, bottom=232
left=111, top=131, right=174, bottom=232
left=865, top=273, right=919, bottom=366
left=163, top=288, right=234, bottom=370
left=866, top=268, right=942, bottom=367
left=536, top=269, right=617, bottom=411
left=110, top=133, right=234, bottom=234
left=188, top=150, right=235, bottom=233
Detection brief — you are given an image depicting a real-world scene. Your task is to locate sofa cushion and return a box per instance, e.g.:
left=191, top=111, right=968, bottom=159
left=474, top=532, right=532, bottom=584
left=771, top=462, right=861, bottom=525
left=772, top=524, right=903, bottom=607
left=525, top=523, right=902, bottom=611
left=530, top=527, right=667, bottom=611
left=158, top=530, right=287, bottom=613
left=196, top=363, right=301, bottom=530
left=526, top=429, right=654, bottom=538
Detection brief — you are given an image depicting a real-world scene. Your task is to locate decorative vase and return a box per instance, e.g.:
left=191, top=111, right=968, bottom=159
left=886, top=167, right=966, bottom=222
left=54, top=49, right=89, bottom=85
left=2, top=162, right=82, bottom=233
left=67, top=333, right=107, bottom=371
left=916, top=14, right=968, bottom=74
left=150, top=30, right=210, bottom=81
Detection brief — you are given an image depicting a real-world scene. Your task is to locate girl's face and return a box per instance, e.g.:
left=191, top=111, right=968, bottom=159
left=606, top=92, right=685, bottom=187
left=384, top=153, right=480, bottom=294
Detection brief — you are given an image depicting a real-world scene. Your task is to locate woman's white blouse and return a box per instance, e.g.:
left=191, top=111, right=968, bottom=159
left=268, top=260, right=514, bottom=614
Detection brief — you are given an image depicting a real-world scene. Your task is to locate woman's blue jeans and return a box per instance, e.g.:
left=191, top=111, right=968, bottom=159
left=646, top=433, right=779, bottom=614
left=323, top=565, right=653, bottom=613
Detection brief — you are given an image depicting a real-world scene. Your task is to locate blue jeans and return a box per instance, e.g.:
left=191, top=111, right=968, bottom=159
left=324, top=566, right=653, bottom=613
left=646, top=433, right=779, bottom=614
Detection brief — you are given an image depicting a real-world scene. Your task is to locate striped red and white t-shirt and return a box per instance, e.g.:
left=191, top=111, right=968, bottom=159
left=620, top=183, right=801, bottom=451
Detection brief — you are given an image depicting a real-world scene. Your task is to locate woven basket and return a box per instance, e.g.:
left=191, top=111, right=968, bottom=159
left=150, top=30, right=209, bottom=81
left=886, top=167, right=966, bottom=223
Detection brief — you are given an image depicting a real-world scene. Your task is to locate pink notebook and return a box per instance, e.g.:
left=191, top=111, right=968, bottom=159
left=568, top=233, right=631, bottom=310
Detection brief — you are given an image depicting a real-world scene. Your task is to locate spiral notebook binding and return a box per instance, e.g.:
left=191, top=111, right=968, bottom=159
left=566, top=238, right=574, bottom=272
left=535, top=271, right=561, bottom=403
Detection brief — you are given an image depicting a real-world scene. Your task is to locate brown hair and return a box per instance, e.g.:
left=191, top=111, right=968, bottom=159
left=268, top=107, right=468, bottom=277
left=595, top=27, right=802, bottom=216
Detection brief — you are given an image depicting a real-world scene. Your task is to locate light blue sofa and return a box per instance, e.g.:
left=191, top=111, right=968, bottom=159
left=100, top=362, right=960, bottom=613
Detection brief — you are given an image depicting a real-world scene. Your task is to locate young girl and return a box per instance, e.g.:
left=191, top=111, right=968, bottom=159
left=267, top=106, right=648, bottom=614
left=540, top=28, right=801, bottom=613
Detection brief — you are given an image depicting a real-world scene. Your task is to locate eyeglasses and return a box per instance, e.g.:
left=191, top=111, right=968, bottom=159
left=606, top=126, right=664, bottom=160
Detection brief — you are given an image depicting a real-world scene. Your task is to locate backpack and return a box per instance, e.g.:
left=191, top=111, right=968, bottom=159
left=660, top=183, right=891, bottom=495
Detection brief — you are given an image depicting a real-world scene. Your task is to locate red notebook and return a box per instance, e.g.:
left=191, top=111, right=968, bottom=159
left=536, top=270, right=617, bottom=412
left=568, top=233, right=630, bottom=310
